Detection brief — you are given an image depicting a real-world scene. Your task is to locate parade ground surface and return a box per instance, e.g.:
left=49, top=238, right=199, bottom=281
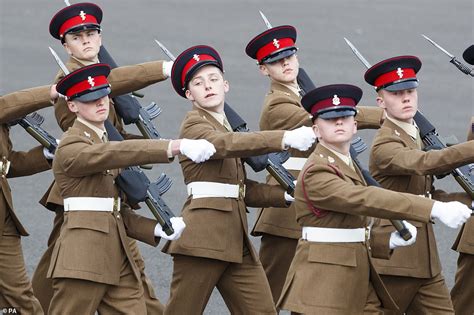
left=1, top=1, right=472, bottom=313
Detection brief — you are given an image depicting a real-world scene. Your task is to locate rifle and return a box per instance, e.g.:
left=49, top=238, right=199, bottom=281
left=154, top=40, right=298, bottom=196
left=421, top=35, right=474, bottom=77
left=9, top=113, right=58, bottom=154
left=49, top=47, right=176, bottom=235
left=344, top=37, right=474, bottom=200
left=258, top=12, right=412, bottom=240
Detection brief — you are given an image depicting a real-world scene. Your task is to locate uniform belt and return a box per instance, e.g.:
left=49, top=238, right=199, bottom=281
left=282, top=157, right=307, bottom=171
left=186, top=181, right=245, bottom=199
left=302, top=227, right=367, bottom=243
left=0, top=159, right=11, bottom=176
left=64, top=197, right=120, bottom=212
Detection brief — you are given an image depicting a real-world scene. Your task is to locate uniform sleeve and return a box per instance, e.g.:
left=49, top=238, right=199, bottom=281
left=121, top=206, right=160, bottom=246
left=0, top=85, right=53, bottom=124
left=7, top=143, right=51, bottom=178
left=356, top=106, right=383, bottom=130
left=370, top=218, right=394, bottom=260
left=244, top=178, right=288, bottom=208
left=296, top=162, right=433, bottom=223
left=108, top=60, right=167, bottom=97
left=56, top=136, right=171, bottom=177
left=262, top=94, right=312, bottom=131
left=371, top=135, right=474, bottom=176
left=180, top=114, right=285, bottom=159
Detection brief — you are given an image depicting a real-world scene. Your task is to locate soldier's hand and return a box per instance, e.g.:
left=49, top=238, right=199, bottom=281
left=162, top=61, right=174, bottom=78
left=431, top=201, right=471, bottom=228
left=179, top=138, right=216, bottom=163
left=389, top=221, right=417, bottom=249
left=283, top=126, right=316, bottom=151
left=154, top=217, right=186, bottom=240
left=284, top=192, right=294, bottom=203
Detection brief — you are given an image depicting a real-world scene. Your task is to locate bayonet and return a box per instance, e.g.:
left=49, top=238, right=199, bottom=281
left=64, top=0, right=71, bottom=6
left=154, top=40, right=176, bottom=61
left=422, top=34, right=474, bottom=76
left=343, top=38, right=371, bottom=69
left=259, top=10, right=273, bottom=29
left=49, top=46, right=70, bottom=75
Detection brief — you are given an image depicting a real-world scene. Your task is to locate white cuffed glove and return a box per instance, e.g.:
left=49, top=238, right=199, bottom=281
left=389, top=221, right=417, bottom=249
left=162, top=61, right=174, bottom=78
left=179, top=139, right=216, bottom=163
left=284, top=192, right=295, bottom=202
left=43, top=139, right=60, bottom=160
left=283, top=126, right=316, bottom=151
left=431, top=201, right=471, bottom=228
left=154, top=217, right=186, bottom=240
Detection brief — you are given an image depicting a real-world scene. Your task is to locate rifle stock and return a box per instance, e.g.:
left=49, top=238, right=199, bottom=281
left=15, top=113, right=58, bottom=153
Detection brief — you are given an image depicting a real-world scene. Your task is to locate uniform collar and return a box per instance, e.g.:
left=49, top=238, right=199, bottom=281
left=319, top=143, right=353, bottom=168
left=386, top=116, right=418, bottom=140
left=270, top=80, right=302, bottom=98
left=77, top=117, right=107, bottom=141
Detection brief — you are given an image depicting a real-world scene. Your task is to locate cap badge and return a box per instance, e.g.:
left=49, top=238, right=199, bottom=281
left=332, top=94, right=340, bottom=106
left=79, top=10, right=87, bottom=21
left=273, top=38, right=280, bottom=49
left=396, top=67, right=404, bottom=78
left=193, top=54, right=200, bottom=61
left=87, top=76, right=95, bottom=87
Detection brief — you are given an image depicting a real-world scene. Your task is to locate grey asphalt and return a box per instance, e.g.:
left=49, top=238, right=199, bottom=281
left=1, top=0, right=473, bottom=313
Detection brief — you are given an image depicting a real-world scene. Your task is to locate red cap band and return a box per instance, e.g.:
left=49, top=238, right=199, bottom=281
left=181, top=54, right=216, bottom=85
left=59, top=14, right=98, bottom=38
left=256, top=38, right=295, bottom=62
left=374, top=68, right=416, bottom=89
left=66, top=75, right=108, bottom=98
left=310, top=97, right=355, bottom=116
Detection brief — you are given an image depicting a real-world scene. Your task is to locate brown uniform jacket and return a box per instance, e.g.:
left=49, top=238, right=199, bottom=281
left=278, top=144, right=434, bottom=314
left=452, top=118, right=474, bottom=255
left=0, top=87, right=53, bottom=237
left=47, top=120, right=171, bottom=285
left=253, top=81, right=384, bottom=239
left=163, top=106, right=289, bottom=263
left=41, top=57, right=167, bottom=209
left=369, top=119, right=474, bottom=277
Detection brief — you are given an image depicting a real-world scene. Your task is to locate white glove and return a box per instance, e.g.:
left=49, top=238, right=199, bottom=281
left=389, top=221, right=417, bottom=249
left=43, top=139, right=60, bottom=160
left=431, top=201, right=471, bottom=228
left=154, top=217, right=186, bottom=240
left=284, top=192, right=294, bottom=202
left=179, top=139, right=216, bottom=163
left=283, top=126, right=316, bottom=151
left=162, top=61, right=174, bottom=78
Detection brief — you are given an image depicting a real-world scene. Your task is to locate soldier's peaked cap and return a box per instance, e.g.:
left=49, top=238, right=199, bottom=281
left=246, top=25, right=297, bottom=64
left=50, top=2, right=102, bottom=41
left=57, top=63, right=111, bottom=102
left=302, top=84, right=362, bottom=120
left=365, top=56, right=421, bottom=92
left=171, top=45, right=223, bottom=98
left=462, top=45, right=474, bottom=65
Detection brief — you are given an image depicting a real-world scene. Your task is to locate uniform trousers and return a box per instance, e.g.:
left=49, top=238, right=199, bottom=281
left=380, top=273, right=454, bottom=314
left=48, top=258, right=145, bottom=315
left=259, top=233, right=298, bottom=305
left=451, top=253, right=474, bottom=314
left=164, top=253, right=277, bottom=315
left=32, top=208, right=164, bottom=314
left=0, top=234, right=44, bottom=315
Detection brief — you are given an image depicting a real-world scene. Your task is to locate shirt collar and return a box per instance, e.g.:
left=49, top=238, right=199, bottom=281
left=77, top=117, right=107, bottom=141
left=387, top=116, right=418, bottom=139
left=201, top=108, right=227, bottom=126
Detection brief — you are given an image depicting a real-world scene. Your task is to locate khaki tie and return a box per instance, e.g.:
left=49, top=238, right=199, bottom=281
left=223, top=117, right=232, bottom=132
left=348, top=158, right=356, bottom=172
left=101, top=132, right=108, bottom=143
left=414, top=126, right=422, bottom=149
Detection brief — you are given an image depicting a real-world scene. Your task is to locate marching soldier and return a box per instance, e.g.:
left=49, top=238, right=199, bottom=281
left=365, top=55, right=474, bottom=314
left=450, top=44, right=474, bottom=314
left=47, top=63, right=215, bottom=314
left=0, top=85, right=59, bottom=314
left=277, top=83, right=472, bottom=314
left=32, top=3, right=174, bottom=313
left=162, top=45, right=316, bottom=314
left=244, top=24, right=384, bottom=304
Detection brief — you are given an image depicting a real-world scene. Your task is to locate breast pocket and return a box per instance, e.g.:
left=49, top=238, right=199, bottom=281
left=61, top=212, right=110, bottom=275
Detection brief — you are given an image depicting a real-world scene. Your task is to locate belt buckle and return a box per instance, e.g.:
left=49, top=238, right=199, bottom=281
left=239, top=183, right=246, bottom=200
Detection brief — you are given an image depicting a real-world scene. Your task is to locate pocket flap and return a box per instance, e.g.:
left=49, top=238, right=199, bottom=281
left=187, top=197, right=234, bottom=212
left=67, top=212, right=110, bottom=233
left=308, top=244, right=357, bottom=267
